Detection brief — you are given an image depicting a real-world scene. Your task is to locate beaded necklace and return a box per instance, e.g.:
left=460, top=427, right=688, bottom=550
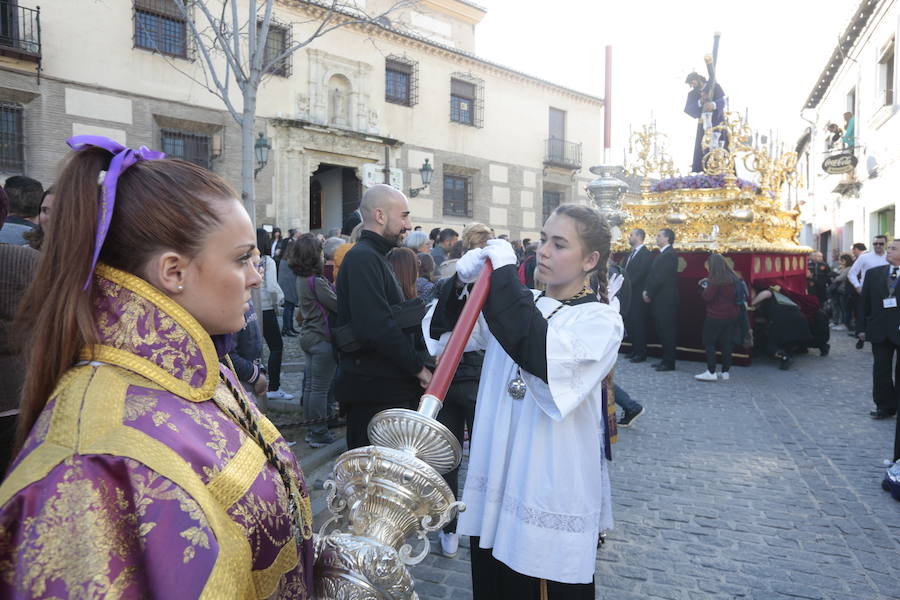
left=507, top=287, right=594, bottom=399
left=215, top=369, right=309, bottom=545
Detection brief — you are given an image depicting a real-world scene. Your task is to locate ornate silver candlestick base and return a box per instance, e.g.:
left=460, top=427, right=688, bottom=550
left=313, top=397, right=465, bottom=599
left=367, top=394, right=462, bottom=474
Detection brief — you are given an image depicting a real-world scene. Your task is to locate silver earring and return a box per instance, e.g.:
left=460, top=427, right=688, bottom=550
left=177, top=285, right=184, bottom=292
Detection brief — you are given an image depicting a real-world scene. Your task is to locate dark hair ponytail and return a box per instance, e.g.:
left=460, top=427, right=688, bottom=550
left=15, top=147, right=237, bottom=452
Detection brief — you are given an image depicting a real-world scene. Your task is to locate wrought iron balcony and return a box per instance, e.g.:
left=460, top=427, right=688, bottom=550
left=544, top=138, right=582, bottom=170
left=0, top=3, right=40, bottom=62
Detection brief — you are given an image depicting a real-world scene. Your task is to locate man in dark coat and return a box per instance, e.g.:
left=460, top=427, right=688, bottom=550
left=334, top=184, right=432, bottom=449
left=621, top=228, right=652, bottom=362
left=684, top=72, right=727, bottom=173
left=643, top=228, right=679, bottom=371
left=857, top=240, right=900, bottom=439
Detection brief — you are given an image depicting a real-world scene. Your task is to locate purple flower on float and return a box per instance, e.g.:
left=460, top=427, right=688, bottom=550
left=650, top=175, right=761, bottom=195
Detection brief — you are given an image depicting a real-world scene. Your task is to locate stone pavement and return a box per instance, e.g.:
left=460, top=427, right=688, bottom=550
left=270, top=330, right=900, bottom=599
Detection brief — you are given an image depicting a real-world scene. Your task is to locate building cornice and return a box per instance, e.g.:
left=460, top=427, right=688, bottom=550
left=270, top=117, right=403, bottom=146
left=803, top=0, right=881, bottom=110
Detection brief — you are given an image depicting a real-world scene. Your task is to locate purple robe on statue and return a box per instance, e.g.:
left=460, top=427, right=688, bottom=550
left=0, top=264, right=314, bottom=599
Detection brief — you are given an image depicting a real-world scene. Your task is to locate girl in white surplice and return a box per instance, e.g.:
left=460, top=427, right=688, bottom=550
left=423, top=204, right=624, bottom=599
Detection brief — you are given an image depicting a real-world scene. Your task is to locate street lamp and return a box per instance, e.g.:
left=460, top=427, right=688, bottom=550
left=254, top=132, right=271, bottom=178
left=408, top=158, right=433, bottom=197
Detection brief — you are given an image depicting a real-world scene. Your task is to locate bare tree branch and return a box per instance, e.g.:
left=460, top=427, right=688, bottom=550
left=263, top=0, right=412, bottom=73
left=172, top=0, right=241, bottom=121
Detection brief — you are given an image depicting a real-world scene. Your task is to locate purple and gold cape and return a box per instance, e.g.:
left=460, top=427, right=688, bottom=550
left=0, top=264, right=313, bottom=599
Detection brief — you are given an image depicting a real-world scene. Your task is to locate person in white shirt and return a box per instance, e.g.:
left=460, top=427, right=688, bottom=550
left=848, top=235, right=889, bottom=293
left=256, top=228, right=292, bottom=401
left=424, top=204, right=623, bottom=599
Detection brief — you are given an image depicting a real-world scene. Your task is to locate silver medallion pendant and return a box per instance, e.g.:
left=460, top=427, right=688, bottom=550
left=507, top=375, right=527, bottom=400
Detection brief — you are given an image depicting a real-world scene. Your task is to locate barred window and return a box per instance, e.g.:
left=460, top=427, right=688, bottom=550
left=161, top=129, right=211, bottom=169
left=542, top=190, right=562, bottom=222
left=0, top=103, right=23, bottom=172
left=134, top=0, right=188, bottom=58
left=258, top=20, right=291, bottom=77
left=385, top=56, right=418, bottom=106
left=443, top=174, right=471, bottom=217
left=450, top=74, right=483, bottom=127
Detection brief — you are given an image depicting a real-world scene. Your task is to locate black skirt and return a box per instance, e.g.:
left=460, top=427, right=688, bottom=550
left=470, top=537, right=595, bottom=600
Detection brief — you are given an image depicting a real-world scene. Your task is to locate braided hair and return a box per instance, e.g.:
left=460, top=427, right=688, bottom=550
left=552, top=204, right=612, bottom=304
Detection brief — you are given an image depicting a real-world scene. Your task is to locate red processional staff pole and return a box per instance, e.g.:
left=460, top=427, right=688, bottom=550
left=421, top=261, right=492, bottom=403
left=367, top=261, right=492, bottom=475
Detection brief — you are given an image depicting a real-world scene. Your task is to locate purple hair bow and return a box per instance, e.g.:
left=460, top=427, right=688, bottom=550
left=67, top=135, right=166, bottom=290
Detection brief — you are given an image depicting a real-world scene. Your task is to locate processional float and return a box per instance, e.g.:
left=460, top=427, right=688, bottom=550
left=311, top=265, right=493, bottom=599
left=609, top=111, right=814, bottom=365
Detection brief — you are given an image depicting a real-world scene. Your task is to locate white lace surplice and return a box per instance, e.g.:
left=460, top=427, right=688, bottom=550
left=422, top=294, right=624, bottom=584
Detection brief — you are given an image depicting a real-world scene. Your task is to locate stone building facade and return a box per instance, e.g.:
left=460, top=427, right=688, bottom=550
left=0, top=0, right=604, bottom=240
left=796, top=0, right=899, bottom=253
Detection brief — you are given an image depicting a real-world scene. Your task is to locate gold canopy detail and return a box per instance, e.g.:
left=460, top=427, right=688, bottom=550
left=619, top=112, right=811, bottom=255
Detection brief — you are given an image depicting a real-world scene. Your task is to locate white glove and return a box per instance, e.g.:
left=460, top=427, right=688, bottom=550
left=484, top=239, right=517, bottom=270
left=607, top=272, right=624, bottom=300
left=456, top=248, right=487, bottom=283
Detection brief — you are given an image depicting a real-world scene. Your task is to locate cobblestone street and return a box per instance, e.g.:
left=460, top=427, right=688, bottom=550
left=276, top=331, right=900, bottom=600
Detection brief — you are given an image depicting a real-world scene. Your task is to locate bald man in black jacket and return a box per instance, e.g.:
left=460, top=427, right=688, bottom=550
left=334, top=185, right=432, bottom=449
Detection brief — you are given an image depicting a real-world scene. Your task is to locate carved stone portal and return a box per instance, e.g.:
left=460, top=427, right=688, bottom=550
left=306, top=49, right=377, bottom=134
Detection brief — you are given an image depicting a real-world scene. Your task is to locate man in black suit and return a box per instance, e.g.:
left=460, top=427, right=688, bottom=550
left=857, top=239, right=900, bottom=453
left=622, top=228, right=652, bottom=362
left=643, top=228, right=679, bottom=371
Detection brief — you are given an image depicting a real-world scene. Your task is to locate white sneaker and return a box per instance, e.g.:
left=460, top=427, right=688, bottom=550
left=694, top=370, right=717, bottom=382
left=438, top=531, right=459, bottom=558
left=266, top=389, right=294, bottom=400
left=718, top=371, right=730, bottom=381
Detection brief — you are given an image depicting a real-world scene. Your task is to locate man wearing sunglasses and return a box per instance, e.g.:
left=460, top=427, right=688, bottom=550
left=849, top=235, right=889, bottom=294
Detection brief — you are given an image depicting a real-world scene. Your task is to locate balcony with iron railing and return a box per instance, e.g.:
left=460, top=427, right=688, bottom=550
left=544, top=138, right=582, bottom=170
left=0, top=3, right=40, bottom=62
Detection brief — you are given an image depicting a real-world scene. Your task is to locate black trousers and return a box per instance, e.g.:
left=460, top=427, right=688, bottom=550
left=261, top=309, right=283, bottom=391
left=470, top=537, right=594, bottom=600
left=336, top=371, right=420, bottom=450
left=652, top=301, right=678, bottom=368
left=436, top=379, right=477, bottom=533
left=702, top=317, right=736, bottom=373
left=871, top=339, right=900, bottom=415
left=626, top=298, right=649, bottom=359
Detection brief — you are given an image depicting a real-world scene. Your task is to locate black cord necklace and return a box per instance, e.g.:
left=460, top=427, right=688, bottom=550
left=214, top=370, right=311, bottom=544
left=507, top=287, right=593, bottom=400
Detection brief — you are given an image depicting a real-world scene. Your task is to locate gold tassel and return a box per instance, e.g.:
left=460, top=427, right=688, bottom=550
left=540, top=578, right=549, bottom=600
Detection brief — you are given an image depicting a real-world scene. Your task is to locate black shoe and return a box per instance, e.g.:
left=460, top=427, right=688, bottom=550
left=777, top=354, right=790, bottom=370
left=870, top=409, right=897, bottom=419
left=282, top=330, right=297, bottom=337
left=820, top=344, right=830, bottom=357
left=654, top=365, right=675, bottom=372
left=630, top=356, right=647, bottom=363
left=618, top=406, right=645, bottom=428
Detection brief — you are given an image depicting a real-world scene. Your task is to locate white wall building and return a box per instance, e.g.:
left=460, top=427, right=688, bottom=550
left=797, top=0, right=898, bottom=256
left=0, top=0, right=605, bottom=239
